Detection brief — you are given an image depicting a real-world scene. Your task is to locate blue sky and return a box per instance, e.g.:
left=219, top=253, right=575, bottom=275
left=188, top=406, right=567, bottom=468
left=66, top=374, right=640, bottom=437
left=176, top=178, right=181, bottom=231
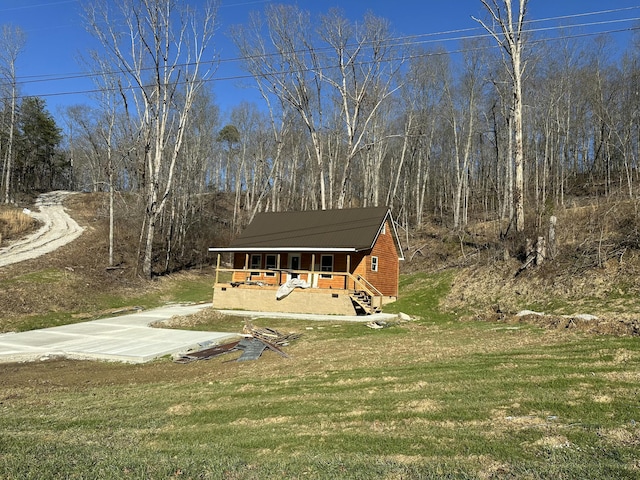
left=2, top=0, right=640, bottom=121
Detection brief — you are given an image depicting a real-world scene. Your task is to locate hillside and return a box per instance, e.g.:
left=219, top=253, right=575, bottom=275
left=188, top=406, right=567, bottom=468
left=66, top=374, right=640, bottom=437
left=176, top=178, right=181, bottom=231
left=1, top=192, right=639, bottom=479
left=1, top=192, right=639, bottom=336
left=0, top=193, right=215, bottom=332
left=404, top=198, right=640, bottom=336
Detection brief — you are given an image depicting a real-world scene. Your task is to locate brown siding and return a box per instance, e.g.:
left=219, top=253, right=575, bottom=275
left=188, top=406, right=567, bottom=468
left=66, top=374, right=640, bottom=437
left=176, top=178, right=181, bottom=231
left=230, top=252, right=282, bottom=284
left=352, top=253, right=367, bottom=282
left=364, top=220, right=399, bottom=296
left=313, top=253, right=344, bottom=289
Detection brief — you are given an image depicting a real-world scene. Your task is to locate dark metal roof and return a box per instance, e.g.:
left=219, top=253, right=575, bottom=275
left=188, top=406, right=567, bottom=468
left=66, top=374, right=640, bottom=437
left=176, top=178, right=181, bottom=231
left=224, top=206, right=392, bottom=252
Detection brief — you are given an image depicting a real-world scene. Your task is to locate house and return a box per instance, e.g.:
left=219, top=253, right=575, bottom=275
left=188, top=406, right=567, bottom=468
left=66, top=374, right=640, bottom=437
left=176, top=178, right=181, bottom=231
left=208, top=206, right=404, bottom=315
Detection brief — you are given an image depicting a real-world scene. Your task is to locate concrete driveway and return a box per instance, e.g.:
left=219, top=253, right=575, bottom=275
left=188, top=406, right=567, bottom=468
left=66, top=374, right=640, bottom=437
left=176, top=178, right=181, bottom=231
left=0, top=303, right=239, bottom=364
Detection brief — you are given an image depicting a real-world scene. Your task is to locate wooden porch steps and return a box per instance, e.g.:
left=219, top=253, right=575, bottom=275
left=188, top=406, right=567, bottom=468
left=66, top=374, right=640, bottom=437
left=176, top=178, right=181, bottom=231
left=350, top=290, right=381, bottom=315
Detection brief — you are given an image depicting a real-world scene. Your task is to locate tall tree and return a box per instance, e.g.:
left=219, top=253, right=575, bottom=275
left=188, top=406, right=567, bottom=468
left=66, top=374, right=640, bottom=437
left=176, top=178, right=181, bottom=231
left=16, top=97, right=64, bottom=192
left=0, top=25, right=26, bottom=203
left=216, top=123, right=242, bottom=229
left=318, top=9, right=403, bottom=208
left=63, top=103, right=124, bottom=266
left=85, top=0, right=218, bottom=277
left=475, top=0, right=528, bottom=232
left=395, top=48, right=448, bottom=227
left=443, top=39, right=486, bottom=229
left=233, top=6, right=404, bottom=210
left=232, top=4, right=330, bottom=210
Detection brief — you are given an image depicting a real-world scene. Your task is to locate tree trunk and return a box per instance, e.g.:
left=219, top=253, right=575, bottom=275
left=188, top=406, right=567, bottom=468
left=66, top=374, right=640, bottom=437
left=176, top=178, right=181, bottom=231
left=109, top=169, right=114, bottom=267
left=142, top=217, right=156, bottom=278
left=86, top=0, right=217, bottom=278
left=3, top=86, right=15, bottom=204
left=513, top=53, right=525, bottom=231
left=476, top=0, right=528, bottom=232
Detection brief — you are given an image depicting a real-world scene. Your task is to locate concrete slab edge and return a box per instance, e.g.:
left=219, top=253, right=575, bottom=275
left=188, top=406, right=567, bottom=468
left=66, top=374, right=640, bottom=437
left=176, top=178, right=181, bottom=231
left=0, top=333, right=241, bottom=365
left=214, top=309, right=401, bottom=322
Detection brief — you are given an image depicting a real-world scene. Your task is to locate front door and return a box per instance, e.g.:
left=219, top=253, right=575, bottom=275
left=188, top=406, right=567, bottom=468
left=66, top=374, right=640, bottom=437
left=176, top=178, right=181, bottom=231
left=288, top=254, right=301, bottom=280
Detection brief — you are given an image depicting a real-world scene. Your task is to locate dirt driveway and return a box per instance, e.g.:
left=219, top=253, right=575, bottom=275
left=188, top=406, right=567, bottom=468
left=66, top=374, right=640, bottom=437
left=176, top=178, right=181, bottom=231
left=0, top=191, right=84, bottom=268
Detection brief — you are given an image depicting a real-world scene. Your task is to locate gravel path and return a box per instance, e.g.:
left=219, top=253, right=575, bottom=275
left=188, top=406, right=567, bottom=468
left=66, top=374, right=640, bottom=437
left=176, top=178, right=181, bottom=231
left=0, top=191, right=85, bottom=268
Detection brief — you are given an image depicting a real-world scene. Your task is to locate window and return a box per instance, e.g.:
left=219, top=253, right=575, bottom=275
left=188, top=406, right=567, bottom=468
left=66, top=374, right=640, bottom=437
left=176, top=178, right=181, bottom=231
left=250, top=254, right=262, bottom=275
left=265, top=254, right=277, bottom=277
left=371, top=256, right=379, bottom=272
left=320, top=254, right=333, bottom=279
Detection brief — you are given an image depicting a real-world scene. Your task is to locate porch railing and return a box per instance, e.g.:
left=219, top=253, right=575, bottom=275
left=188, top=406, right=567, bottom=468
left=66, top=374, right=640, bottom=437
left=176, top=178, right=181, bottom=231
left=214, top=267, right=383, bottom=304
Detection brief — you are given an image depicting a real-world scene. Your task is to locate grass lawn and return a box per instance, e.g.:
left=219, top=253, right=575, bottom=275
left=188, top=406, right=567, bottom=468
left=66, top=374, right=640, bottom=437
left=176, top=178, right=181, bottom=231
left=0, top=271, right=639, bottom=479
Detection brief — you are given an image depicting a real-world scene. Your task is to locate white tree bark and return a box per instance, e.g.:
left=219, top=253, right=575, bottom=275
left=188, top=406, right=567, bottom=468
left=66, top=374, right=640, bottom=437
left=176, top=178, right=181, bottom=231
left=475, top=0, right=528, bottom=232
left=319, top=11, right=403, bottom=209
left=0, top=25, right=26, bottom=204
left=232, top=5, right=329, bottom=210
left=85, top=0, right=218, bottom=277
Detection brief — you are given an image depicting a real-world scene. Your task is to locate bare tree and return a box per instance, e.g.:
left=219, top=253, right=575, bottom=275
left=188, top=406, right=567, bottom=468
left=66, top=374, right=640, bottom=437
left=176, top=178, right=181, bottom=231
left=475, top=0, right=528, bottom=232
left=63, top=102, right=121, bottom=266
left=443, top=39, right=485, bottom=229
left=234, top=6, right=404, bottom=210
left=318, top=10, right=403, bottom=208
left=232, top=5, right=329, bottom=210
left=395, top=48, right=448, bottom=227
left=85, top=0, right=218, bottom=277
left=83, top=50, right=133, bottom=267
left=216, top=123, right=242, bottom=230
left=161, top=87, right=219, bottom=271
left=0, top=25, right=26, bottom=204
left=253, top=82, right=294, bottom=217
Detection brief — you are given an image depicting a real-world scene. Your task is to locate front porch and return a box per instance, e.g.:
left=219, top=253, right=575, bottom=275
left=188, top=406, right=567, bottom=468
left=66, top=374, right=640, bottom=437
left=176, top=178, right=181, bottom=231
left=213, top=266, right=394, bottom=315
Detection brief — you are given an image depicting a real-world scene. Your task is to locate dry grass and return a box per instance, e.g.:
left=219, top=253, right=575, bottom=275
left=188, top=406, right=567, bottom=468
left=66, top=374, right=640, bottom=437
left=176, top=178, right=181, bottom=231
left=401, top=197, right=640, bottom=338
left=0, top=207, right=37, bottom=244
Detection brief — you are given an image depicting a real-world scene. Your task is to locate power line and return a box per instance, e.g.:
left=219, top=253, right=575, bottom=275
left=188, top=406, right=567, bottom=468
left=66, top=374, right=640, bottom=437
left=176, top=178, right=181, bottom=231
left=10, top=23, right=639, bottom=105
left=16, top=6, right=640, bottom=84
left=2, top=6, right=640, bottom=101
left=0, top=0, right=77, bottom=13
left=378, top=5, right=640, bottom=44
left=527, top=5, right=640, bottom=24
left=384, top=16, right=640, bottom=51
left=12, top=11, right=640, bottom=86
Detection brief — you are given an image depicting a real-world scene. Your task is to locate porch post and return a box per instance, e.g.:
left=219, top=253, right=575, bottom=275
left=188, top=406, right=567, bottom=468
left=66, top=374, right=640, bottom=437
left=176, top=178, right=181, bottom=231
left=277, top=254, right=281, bottom=285
left=244, top=253, right=249, bottom=269
left=215, top=253, right=221, bottom=285
left=346, top=254, right=351, bottom=289
left=311, top=253, right=315, bottom=286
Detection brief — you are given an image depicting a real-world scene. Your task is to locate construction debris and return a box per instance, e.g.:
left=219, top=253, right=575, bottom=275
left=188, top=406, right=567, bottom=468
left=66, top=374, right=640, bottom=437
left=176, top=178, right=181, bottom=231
left=173, top=322, right=300, bottom=364
left=243, top=320, right=301, bottom=346
left=365, top=321, right=389, bottom=329
left=236, top=338, right=267, bottom=361
left=366, top=320, right=392, bottom=329
left=173, top=340, right=240, bottom=364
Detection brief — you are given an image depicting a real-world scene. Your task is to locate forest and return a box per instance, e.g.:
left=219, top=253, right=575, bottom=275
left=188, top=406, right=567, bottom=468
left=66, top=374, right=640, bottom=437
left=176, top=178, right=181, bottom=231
left=1, top=0, right=639, bottom=276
